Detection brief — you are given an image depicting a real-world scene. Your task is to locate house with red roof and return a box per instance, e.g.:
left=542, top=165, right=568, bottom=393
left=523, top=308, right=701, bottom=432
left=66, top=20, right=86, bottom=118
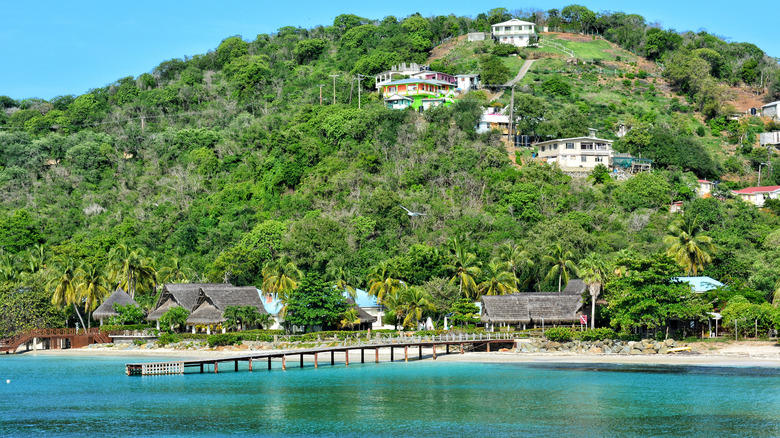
left=697, top=179, right=715, bottom=197
left=731, top=185, right=780, bottom=207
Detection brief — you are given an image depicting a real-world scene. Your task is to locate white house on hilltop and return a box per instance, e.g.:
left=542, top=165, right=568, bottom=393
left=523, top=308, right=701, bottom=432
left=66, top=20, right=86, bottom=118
left=491, top=19, right=538, bottom=47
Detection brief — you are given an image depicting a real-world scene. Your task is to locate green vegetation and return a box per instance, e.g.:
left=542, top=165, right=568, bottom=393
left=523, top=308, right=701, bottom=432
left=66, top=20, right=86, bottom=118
left=1, top=6, right=779, bottom=340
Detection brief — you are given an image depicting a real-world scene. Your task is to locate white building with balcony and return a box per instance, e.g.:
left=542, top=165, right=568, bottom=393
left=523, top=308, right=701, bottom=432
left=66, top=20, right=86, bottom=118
left=535, top=130, right=614, bottom=172
left=491, top=19, right=537, bottom=47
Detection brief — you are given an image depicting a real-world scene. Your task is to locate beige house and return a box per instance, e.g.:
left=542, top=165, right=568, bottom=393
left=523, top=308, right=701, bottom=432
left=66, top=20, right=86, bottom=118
left=535, top=131, right=614, bottom=172
left=491, top=19, right=537, bottom=47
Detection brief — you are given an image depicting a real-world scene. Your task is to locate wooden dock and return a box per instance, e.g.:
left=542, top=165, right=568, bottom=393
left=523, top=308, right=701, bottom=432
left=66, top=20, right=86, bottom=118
left=126, top=332, right=516, bottom=376
left=1, top=328, right=112, bottom=354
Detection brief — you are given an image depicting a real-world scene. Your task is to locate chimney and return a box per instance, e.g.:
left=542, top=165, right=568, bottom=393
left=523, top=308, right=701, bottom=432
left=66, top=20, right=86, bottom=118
left=588, top=128, right=598, bottom=138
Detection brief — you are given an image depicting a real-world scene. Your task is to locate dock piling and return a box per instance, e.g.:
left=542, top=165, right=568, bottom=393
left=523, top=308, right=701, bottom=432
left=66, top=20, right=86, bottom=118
left=314, top=353, right=318, bottom=368
left=282, top=356, right=286, bottom=371
left=405, top=346, right=408, bottom=362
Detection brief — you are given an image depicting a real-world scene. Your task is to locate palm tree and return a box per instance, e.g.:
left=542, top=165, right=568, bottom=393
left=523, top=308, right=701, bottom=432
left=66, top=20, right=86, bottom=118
left=75, top=262, right=110, bottom=328
left=542, top=243, right=578, bottom=292
left=478, top=260, right=518, bottom=297
left=339, top=308, right=361, bottom=330
left=325, top=264, right=357, bottom=300
left=366, top=260, right=405, bottom=305
left=261, top=256, right=302, bottom=303
left=497, top=242, right=534, bottom=288
left=444, top=239, right=482, bottom=299
left=380, top=288, right=405, bottom=330
left=107, top=244, right=157, bottom=299
left=48, top=255, right=87, bottom=329
left=157, top=257, right=195, bottom=284
left=397, top=287, right=436, bottom=329
left=579, top=254, right=609, bottom=329
left=664, top=214, right=717, bottom=276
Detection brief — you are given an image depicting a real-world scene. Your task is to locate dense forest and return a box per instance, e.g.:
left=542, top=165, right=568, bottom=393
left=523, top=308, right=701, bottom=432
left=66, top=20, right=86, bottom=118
left=1, top=5, right=780, bottom=337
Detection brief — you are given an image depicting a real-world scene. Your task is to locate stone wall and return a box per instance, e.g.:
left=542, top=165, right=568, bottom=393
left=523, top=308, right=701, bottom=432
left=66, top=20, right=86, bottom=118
left=517, top=338, right=680, bottom=355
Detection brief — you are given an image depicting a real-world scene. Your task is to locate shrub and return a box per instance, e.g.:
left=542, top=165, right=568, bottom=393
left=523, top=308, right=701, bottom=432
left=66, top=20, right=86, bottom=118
left=696, top=125, right=706, bottom=137
left=576, top=328, right=618, bottom=341
left=208, top=333, right=243, bottom=347
left=157, top=332, right=181, bottom=346
left=545, top=327, right=575, bottom=342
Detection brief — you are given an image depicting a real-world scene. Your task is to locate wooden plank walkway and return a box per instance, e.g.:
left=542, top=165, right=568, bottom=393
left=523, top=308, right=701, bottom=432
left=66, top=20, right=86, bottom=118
left=126, top=332, right=517, bottom=376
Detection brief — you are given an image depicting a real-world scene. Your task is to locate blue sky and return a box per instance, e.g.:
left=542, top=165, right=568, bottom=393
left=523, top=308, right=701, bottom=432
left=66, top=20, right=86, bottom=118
left=1, top=0, right=777, bottom=100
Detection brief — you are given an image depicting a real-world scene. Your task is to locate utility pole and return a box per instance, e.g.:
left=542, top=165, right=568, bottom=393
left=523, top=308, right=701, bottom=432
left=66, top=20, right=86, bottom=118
left=356, top=74, right=366, bottom=110
left=509, top=84, right=516, bottom=147
left=317, top=84, right=325, bottom=105
left=329, top=74, right=339, bottom=104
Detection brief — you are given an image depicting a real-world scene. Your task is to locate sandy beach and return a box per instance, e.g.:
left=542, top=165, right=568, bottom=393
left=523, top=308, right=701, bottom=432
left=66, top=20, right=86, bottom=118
left=18, top=340, right=780, bottom=368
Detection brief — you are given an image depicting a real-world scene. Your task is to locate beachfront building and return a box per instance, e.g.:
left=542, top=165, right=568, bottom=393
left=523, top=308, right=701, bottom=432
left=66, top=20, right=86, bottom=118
left=535, top=130, right=614, bottom=172
left=186, top=286, right=269, bottom=333
left=147, top=283, right=237, bottom=330
left=480, top=280, right=586, bottom=331
left=92, top=287, right=141, bottom=326
left=491, top=19, right=538, bottom=47
left=380, top=79, right=455, bottom=110
left=731, top=185, right=780, bottom=207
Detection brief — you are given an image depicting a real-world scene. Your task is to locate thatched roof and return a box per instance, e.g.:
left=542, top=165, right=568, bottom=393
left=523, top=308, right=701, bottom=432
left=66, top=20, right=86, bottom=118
left=93, top=288, right=140, bottom=320
left=562, top=279, right=587, bottom=295
left=346, top=298, right=377, bottom=324
left=187, top=286, right=267, bottom=325
left=481, top=292, right=584, bottom=324
left=147, top=283, right=233, bottom=321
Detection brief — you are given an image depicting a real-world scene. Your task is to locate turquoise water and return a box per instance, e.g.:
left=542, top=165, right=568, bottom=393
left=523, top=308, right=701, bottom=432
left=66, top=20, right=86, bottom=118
left=1, top=355, right=780, bottom=437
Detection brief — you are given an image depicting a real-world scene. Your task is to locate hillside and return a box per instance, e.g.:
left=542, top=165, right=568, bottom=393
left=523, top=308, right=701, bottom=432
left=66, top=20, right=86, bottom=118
left=1, top=7, right=780, bottom=336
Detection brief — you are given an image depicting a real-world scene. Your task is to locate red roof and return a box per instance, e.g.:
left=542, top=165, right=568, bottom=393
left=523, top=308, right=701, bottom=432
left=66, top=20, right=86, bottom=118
left=732, top=186, right=780, bottom=194
left=698, top=179, right=712, bottom=184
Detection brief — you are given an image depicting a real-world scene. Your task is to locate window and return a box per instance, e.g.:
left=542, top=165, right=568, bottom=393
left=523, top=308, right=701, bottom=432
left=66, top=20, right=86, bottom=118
left=581, top=156, right=587, bottom=162
left=595, top=157, right=603, bottom=163
left=408, top=85, right=417, bottom=91
left=581, top=143, right=593, bottom=150
left=541, top=146, right=546, bottom=152
left=504, top=26, right=511, bottom=31
left=553, top=144, right=559, bottom=150
left=566, top=143, right=575, bottom=149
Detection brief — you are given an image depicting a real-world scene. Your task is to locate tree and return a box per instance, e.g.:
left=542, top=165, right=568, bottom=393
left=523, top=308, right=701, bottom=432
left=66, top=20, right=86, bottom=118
left=224, top=305, right=265, bottom=331
left=542, top=244, right=578, bottom=292
left=396, top=286, right=436, bottom=329
left=444, top=238, right=481, bottom=299
left=478, top=261, right=517, bottom=297
left=284, top=273, right=347, bottom=333
left=48, top=255, right=86, bottom=329
left=325, top=264, right=356, bottom=300
left=589, top=164, right=611, bottom=185
left=262, top=256, right=303, bottom=303
left=497, top=242, right=534, bottom=288
left=157, top=257, right=195, bottom=284
left=107, top=244, right=157, bottom=299
left=339, top=308, right=361, bottom=330
left=159, top=306, right=189, bottom=333
left=108, top=303, right=145, bottom=325
left=579, top=254, right=609, bottom=329
left=604, top=255, right=711, bottom=336
left=664, top=214, right=717, bottom=276
left=75, top=262, right=109, bottom=327
left=449, top=299, right=481, bottom=328
left=479, top=55, right=510, bottom=86
left=366, top=260, right=405, bottom=305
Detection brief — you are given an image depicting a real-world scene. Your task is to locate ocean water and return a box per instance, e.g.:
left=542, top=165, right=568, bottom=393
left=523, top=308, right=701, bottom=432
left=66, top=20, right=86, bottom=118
left=1, top=354, right=780, bottom=437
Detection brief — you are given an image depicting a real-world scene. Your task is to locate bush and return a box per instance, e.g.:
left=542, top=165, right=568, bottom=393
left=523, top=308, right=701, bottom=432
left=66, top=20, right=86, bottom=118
left=208, top=333, right=243, bottom=347
left=545, top=327, right=575, bottom=342
left=157, top=332, right=181, bottom=346
left=576, top=328, right=618, bottom=341
left=696, top=126, right=706, bottom=137
left=100, top=324, right=154, bottom=333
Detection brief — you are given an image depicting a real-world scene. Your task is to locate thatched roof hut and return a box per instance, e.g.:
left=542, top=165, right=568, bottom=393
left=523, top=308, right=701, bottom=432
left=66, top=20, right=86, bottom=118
left=187, top=286, right=268, bottom=326
left=481, top=292, right=584, bottom=326
left=346, top=298, right=377, bottom=324
left=562, top=279, right=587, bottom=295
left=93, top=287, right=140, bottom=323
left=147, top=283, right=234, bottom=321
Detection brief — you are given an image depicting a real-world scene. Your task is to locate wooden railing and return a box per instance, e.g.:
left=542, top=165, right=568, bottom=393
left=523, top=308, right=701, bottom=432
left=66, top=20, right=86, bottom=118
left=0, top=327, right=108, bottom=352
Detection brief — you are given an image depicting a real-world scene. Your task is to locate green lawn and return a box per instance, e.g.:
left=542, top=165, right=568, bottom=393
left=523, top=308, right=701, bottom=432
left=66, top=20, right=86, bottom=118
left=501, top=56, right=526, bottom=78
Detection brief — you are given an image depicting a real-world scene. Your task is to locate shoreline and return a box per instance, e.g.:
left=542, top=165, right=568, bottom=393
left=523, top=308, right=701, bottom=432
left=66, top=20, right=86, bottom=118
left=13, top=341, right=780, bottom=368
